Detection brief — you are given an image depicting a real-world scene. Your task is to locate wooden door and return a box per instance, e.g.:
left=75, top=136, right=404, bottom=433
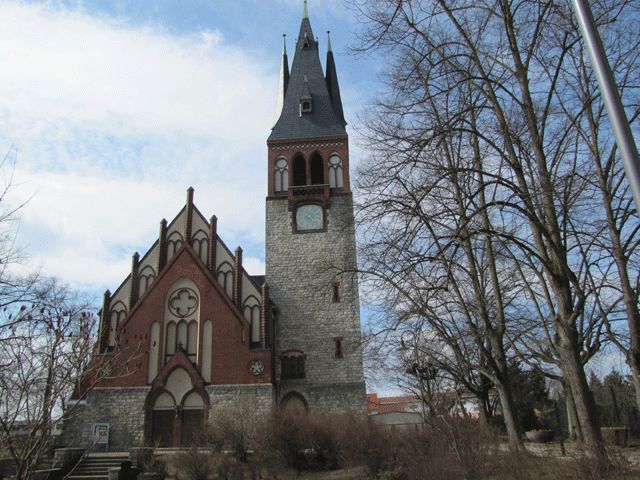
left=151, top=409, right=175, bottom=447
left=180, top=409, right=203, bottom=446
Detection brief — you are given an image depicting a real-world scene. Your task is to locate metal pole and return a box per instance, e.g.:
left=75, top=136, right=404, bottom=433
left=571, top=0, right=640, bottom=211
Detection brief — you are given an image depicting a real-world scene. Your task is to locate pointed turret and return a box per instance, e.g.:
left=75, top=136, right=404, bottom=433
left=325, top=31, right=346, bottom=125
left=269, top=5, right=346, bottom=141
left=273, top=35, right=290, bottom=126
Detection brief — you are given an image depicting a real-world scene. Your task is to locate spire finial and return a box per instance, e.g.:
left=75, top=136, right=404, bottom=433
left=327, top=31, right=332, bottom=52
left=303, top=0, right=309, bottom=19
left=282, top=34, right=287, bottom=56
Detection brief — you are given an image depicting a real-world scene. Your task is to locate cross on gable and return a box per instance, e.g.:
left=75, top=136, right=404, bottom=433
left=169, top=288, right=198, bottom=317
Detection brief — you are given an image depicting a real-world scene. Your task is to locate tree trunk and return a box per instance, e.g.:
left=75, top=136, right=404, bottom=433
left=557, top=330, right=606, bottom=464
left=495, top=383, right=523, bottom=451
left=630, top=362, right=640, bottom=414
left=565, top=384, right=583, bottom=442
left=476, top=389, right=490, bottom=428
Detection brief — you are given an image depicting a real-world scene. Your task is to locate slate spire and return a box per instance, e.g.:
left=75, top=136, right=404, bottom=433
left=325, top=31, right=346, bottom=126
left=269, top=6, right=347, bottom=141
left=273, top=34, right=290, bottom=126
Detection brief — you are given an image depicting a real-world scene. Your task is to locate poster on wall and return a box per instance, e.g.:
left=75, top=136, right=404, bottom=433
left=91, top=423, right=109, bottom=445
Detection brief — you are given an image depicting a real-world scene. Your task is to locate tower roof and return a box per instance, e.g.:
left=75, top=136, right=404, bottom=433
left=269, top=11, right=347, bottom=142
left=325, top=31, right=346, bottom=126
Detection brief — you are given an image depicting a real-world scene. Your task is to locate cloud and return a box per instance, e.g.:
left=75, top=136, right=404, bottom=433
left=0, top=2, right=275, bottom=291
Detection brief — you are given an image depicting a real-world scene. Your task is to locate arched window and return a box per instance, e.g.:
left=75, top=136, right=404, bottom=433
left=281, top=351, right=306, bottom=379
left=148, top=322, right=161, bottom=382
left=292, top=154, right=306, bottom=186
left=167, top=231, right=183, bottom=261
left=187, top=320, right=198, bottom=362
left=243, top=296, right=261, bottom=346
left=328, top=154, right=344, bottom=189
left=274, top=157, right=289, bottom=192
left=191, top=230, right=208, bottom=264
left=107, top=302, right=127, bottom=351
left=216, top=262, right=234, bottom=297
left=310, top=153, right=324, bottom=185
left=164, top=280, right=200, bottom=364
left=165, top=320, right=199, bottom=364
left=165, top=323, right=177, bottom=362
left=139, top=266, right=156, bottom=297
left=177, top=320, right=188, bottom=351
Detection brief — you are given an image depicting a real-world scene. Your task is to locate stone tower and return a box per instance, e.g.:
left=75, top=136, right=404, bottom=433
left=265, top=5, right=366, bottom=413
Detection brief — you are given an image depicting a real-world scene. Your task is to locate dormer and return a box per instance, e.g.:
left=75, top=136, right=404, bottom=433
left=299, top=75, right=312, bottom=116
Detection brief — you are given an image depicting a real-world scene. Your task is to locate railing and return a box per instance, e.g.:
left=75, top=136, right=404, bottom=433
left=288, top=184, right=329, bottom=205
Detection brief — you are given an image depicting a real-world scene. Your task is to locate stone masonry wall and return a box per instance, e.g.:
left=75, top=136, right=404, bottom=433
left=266, top=194, right=366, bottom=414
left=206, top=384, right=274, bottom=421
left=60, top=387, right=149, bottom=451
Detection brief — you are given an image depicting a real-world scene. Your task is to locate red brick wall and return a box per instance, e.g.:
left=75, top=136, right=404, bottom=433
left=267, top=135, right=350, bottom=197
left=90, top=246, right=272, bottom=389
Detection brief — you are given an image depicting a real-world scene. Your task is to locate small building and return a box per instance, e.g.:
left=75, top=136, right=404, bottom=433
left=367, top=394, right=424, bottom=428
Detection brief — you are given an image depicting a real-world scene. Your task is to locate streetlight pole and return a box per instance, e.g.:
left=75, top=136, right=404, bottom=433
left=571, top=0, right=640, bottom=211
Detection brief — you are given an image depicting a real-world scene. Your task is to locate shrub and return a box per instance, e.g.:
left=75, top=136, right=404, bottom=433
left=207, top=400, right=264, bottom=462
left=264, top=411, right=343, bottom=471
left=170, top=448, right=217, bottom=480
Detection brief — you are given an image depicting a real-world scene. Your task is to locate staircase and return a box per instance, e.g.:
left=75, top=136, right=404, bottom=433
left=66, top=452, right=129, bottom=480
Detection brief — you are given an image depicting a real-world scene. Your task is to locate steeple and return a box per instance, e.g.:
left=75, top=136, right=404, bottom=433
left=325, top=31, right=346, bottom=125
left=273, top=35, right=290, bottom=126
left=269, top=6, right=347, bottom=141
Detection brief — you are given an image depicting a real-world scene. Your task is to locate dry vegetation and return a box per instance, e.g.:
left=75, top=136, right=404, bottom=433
left=160, top=408, right=639, bottom=480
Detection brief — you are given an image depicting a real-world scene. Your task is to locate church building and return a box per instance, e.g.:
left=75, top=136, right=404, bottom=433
left=62, top=4, right=366, bottom=450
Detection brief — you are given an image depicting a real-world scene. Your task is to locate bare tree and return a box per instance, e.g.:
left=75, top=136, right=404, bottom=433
left=558, top=8, right=640, bottom=411
left=0, top=278, right=96, bottom=480
left=351, top=0, right=639, bottom=464
left=355, top=74, right=528, bottom=449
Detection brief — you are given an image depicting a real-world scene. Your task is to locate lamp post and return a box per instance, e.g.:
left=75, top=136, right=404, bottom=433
left=400, top=330, right=437, bottom=419
left=571, top=0, right=640, bottom=211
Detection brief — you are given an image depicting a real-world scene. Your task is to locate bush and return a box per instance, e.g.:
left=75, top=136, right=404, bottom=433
left=170, top=448, right=217, bottom=480
left=207, top=400, right=264, bottom=462
left=266, top=411, right=342, bottom=471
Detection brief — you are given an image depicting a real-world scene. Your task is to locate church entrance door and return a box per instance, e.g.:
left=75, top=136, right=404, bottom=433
left=151, top=409, right=175, bottom=447
left=280, top=391, right=308, bottom=418
left=181, top=409, right=203, bottom=446
left=180, top=391, right=205, bottom=446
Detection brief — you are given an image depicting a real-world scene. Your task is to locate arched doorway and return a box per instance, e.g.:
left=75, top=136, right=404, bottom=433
left=151, top=392, right=176, bottom=447
left=181, top=391, right=205, bottom=446
left=292, top=154, right=307, bottom=186
left=310, top=153, right=324, bottom=185
left=146, top=366, right=208, bottom=447
left=280, top=391, right=308, bottom=418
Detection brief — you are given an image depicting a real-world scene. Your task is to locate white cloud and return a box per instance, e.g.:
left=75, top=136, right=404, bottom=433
left=0, top=2, right=275, bottom=292
left=243, top=257, right=266, bottom=277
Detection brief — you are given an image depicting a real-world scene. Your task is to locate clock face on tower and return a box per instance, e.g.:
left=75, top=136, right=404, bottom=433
left=296, top=204, right=323, bottom=231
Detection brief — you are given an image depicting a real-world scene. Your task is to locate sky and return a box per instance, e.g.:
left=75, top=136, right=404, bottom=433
left=0, top=0, right=628, bottom=394
left=0, top=0, right=380, bottom=295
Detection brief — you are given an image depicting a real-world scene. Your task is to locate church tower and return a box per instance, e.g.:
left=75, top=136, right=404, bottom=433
left=266, top=3, right=366, bottom=413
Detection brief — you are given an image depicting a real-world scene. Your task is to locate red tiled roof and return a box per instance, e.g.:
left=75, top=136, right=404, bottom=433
left=367, top=393, right=420, bottom=413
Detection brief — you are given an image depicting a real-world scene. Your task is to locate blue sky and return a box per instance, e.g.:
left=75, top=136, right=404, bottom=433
left=1, top=0, right=626, bottom=391
left=0, top=0, right=380, bottom=293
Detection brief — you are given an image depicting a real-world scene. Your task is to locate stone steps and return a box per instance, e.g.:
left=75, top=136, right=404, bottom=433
left=66, top=453, right=128, bottom=480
